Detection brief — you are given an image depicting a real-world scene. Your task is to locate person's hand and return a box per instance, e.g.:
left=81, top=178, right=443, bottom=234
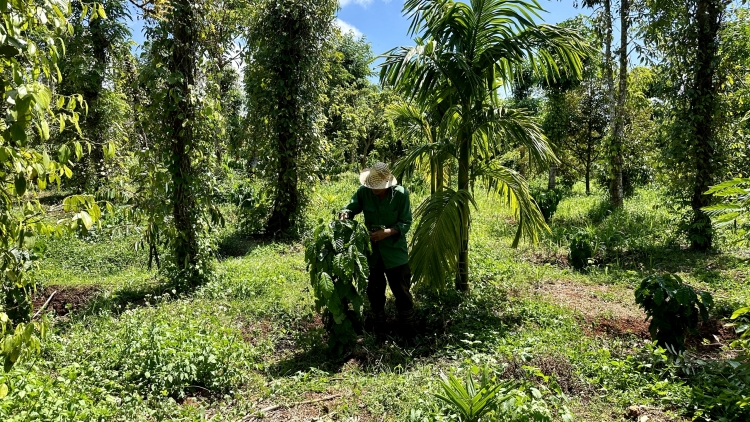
left=370, top=228, right=393, bottom=242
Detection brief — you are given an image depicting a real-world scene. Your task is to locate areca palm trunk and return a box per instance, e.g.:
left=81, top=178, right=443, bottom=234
left=610, top=0, right=628, bottom=208
left=456, top=119, right=471, bottom=291
left=436, top=156, right=444, bottom=192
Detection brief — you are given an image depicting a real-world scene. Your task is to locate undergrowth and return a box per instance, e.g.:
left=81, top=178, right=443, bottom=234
left=3, top=177, right=748, bottom=420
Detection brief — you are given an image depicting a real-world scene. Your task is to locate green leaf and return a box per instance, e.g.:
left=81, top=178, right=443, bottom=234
left=319, top=272, right=334, bottom=299
left=731, top=306, right=750, bottom=320
left=14, top=175, right=26, bottom=196
left=0, top=383, right=7, bottom=399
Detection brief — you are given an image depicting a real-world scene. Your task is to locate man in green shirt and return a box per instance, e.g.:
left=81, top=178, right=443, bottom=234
left=342, top=162, right=415, bottom=339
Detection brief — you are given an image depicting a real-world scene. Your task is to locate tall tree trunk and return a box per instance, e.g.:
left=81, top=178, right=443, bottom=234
left=586, top=121, right=593, bottom=195
left=78, top=16, right=108, bottom=192
left=436, top=156, right=444, bottom=192
left=267, top=92, right=300, bottom=236
left=689, top=0, right=722, bottom=251
left=430, top=157, right=437, bottom=194
left=548, top=164, right=557, bottom=190
left=602, top=0, right=615, bottom=129
left=609, top=0, right=628, bottom=208
left=265, top=13, right=304, bottom=237
left=456, top=119, right=470, bottom=292
left=169, top=0, right=200, bottom=284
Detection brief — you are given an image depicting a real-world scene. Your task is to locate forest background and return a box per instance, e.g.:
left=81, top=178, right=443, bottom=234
left=0, top=0, right=749, bottom=420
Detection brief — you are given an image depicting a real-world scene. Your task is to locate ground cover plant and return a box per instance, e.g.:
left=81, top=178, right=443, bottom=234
left=1, top=176, right=747, bottom=421
left=4, top=0, right=750, bottom=420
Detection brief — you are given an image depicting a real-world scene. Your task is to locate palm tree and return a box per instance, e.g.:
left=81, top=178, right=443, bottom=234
left=380, top=0, right=591, bottom=291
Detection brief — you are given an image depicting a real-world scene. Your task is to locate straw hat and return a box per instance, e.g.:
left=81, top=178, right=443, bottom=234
left=359, top=162, right=398, bottom=189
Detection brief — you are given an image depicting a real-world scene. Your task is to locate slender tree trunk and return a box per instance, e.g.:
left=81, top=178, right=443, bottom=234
left=430, top=157, right=437, bottom=194
left=436, top=156, right=444, bottom=192
left=267, top=92, right=300, bottom=235
left=603, top=0, right=615, bottom=127
left=548, top=164, right=557, bottom=190
left=456, top=118, right=471, bottom=292
left=79, top=17, right=108, bottom=192
left=586, top=121, right=593, bottom=195
left=689, top=0, right=722, bottom=251
left=609, top=0, right=628, bottom=208
left=265, top=13, right=304, bottom=237
left=169, top=0, right=200, bottom=284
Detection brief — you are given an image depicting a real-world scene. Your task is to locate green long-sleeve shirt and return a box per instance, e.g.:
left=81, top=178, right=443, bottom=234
left=344, top=185, right=412, bottom=269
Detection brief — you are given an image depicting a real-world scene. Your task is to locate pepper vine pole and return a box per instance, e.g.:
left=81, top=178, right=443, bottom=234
left=168, top=0, right=201, bottom=284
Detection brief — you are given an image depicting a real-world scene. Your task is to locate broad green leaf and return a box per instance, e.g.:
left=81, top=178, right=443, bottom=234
left=14, top=175, right=26, bottom=196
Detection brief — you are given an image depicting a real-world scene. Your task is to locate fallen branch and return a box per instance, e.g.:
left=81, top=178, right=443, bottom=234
left=32, top=290, right=57, bottom=319
left=240, top=394, right=342, bottom=421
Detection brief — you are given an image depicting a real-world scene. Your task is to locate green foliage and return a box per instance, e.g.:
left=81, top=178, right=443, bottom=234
left=644, top=1, right=748, bottom=250
left=704, top=177, right=750, bottom=245
left=568, top=228, right=596, bottom=271
left=434, top=367, right=516, bottom=422
left=127, top=0, right=228, bottom=286
left=382, top=0, right=591, bottom=289
left=0, top=300, right=256, bottom=420
left=245, top=0, right=337, bottom=236
left=530, top=185, right=567, bottom=222
left=304, top=219, right=371, bottom=354
left=410, top=189, right=476, bottom=290
left=634, top=273, right=714, bottom=353
left=0, top=0, right=107, bottom=376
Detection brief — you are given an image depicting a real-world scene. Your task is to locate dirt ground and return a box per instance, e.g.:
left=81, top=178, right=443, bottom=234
left=534, top=281, right=737, bottom=350
left=32, top=284, right=101, bottom=316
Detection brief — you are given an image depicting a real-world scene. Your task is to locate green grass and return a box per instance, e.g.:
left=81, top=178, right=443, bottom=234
left=4, top=177, right=749, bottom=421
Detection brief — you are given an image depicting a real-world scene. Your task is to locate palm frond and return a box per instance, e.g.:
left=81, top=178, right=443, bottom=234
left=473, top=161, right=549, bottom=247
left=410, top=188, right=477, bottom=290
left=472, top=104, right=557, bottom=168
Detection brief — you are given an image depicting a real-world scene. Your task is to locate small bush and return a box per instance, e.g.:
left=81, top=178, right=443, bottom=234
left=568, top=229, right=596, bottom=271
left=304, top=218, right=371, bottom=355
left=634, top=273, right=713, bottom=353
left=530, top=185, right=567, bottom=222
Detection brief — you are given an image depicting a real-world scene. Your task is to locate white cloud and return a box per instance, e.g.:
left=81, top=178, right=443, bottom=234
left=339, top=0, right=374, bottom=7
left=334, top=18, right=363, bottom=38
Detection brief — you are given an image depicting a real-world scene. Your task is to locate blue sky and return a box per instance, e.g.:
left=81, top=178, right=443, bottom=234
left=129, top=1, right=585, bottom=60
left=335, top=0, right=584, bottom=61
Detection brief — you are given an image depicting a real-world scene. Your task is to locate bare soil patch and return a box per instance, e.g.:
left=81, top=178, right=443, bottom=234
left=536, top=281, right=643, bottom=321
left=525, top=250, right=570, bottom=268
left=33, top=284, right=101, bottom=316
left=242, top=391, right=371, bottom=422
left=535, top=281, right=737, bottom=347
left=501, top=354, right=590, bottom=395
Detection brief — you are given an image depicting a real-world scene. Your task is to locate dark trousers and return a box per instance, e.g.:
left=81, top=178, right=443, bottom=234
left=367, top=257, right=414, bottom=317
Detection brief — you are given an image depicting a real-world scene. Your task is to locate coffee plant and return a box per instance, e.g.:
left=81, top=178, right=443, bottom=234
left=304, top=218, right=371, bottom=355
left=568, top=229, right=596, bottom=271
left=635, top=273, right=714, bottom=353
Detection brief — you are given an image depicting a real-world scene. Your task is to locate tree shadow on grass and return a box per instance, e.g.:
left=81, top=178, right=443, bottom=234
left=603, top=244, right=749, bottom=281
left=215, top=230, right=266, bottom=259
left=267, top=283, right=525, bottom=377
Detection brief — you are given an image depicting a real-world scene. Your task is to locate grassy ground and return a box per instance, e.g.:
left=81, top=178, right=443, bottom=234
left=2, top=176, right=749, bottom=421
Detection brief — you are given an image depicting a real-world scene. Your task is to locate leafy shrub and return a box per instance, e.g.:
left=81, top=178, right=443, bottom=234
left=236, top=181, right=272, bottom=235
left=75, top=300, right=251, bottom=398
left=568, top=229, right=596, bottom=271
left=634, top=273, right=714, bottom=353
left=530, top=186, right=567, bottom=222
left=304, top=219, right=371, bottom=355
